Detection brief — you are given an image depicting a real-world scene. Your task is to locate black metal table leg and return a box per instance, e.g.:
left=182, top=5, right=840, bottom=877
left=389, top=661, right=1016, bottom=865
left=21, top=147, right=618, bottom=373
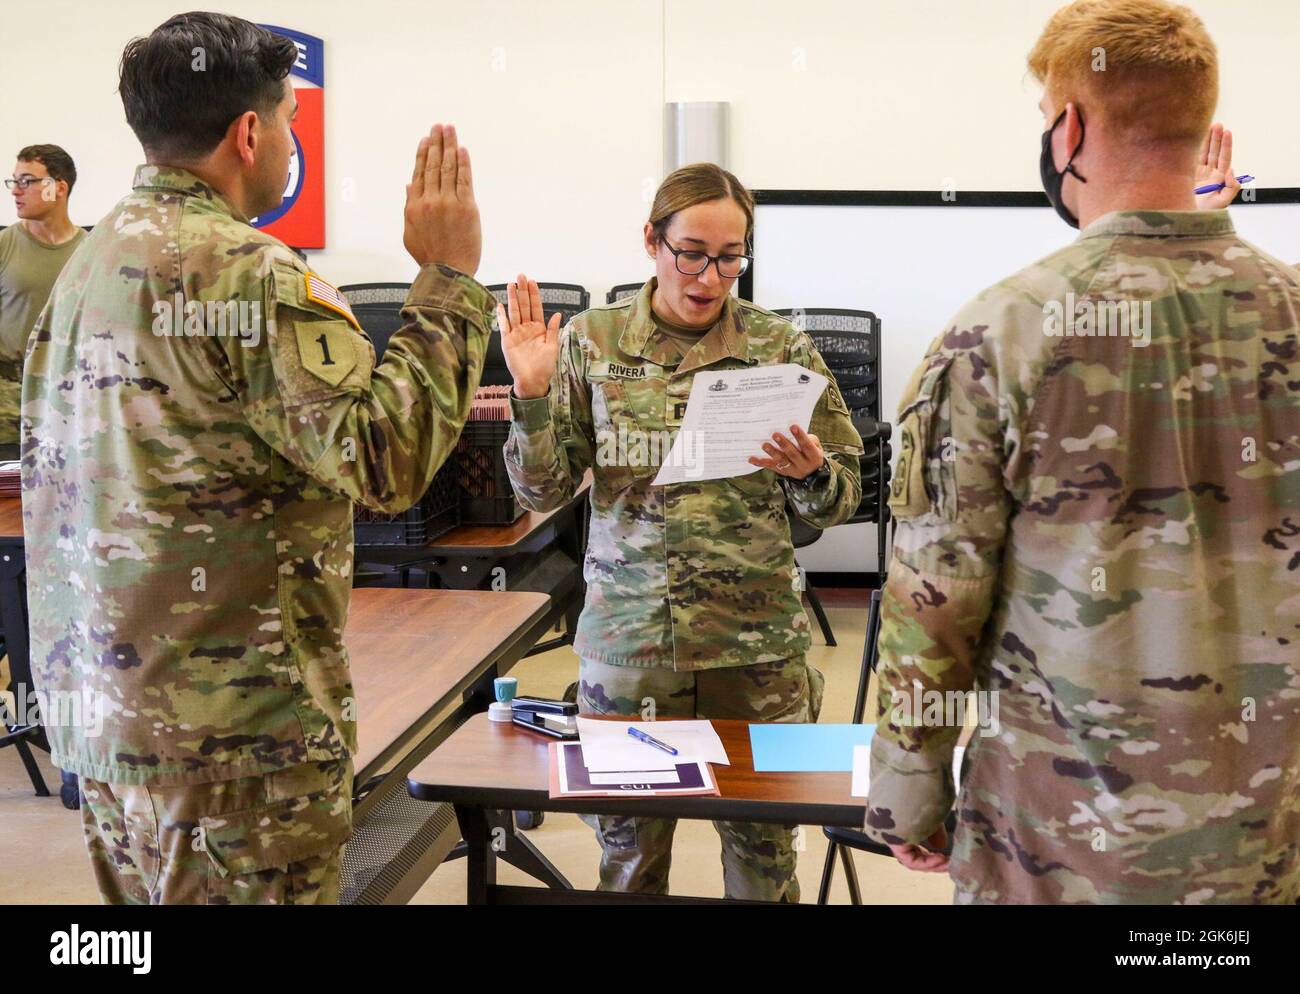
left=454, top=805, right=496, bottom=905
left=491, top=810, right=571, bottom=889
left=0, top=539, right=51, bottom=796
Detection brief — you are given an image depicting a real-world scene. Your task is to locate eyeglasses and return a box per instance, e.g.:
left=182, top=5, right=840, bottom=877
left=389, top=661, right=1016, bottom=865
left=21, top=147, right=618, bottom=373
left=5, top=177, right=53, bottom=191
left=661, top=239, right=752, bottom=279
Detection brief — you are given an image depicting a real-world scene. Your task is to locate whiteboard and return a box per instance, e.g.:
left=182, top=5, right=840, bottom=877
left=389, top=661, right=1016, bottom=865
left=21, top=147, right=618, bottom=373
left=753, top=194, right=1300, bottom=575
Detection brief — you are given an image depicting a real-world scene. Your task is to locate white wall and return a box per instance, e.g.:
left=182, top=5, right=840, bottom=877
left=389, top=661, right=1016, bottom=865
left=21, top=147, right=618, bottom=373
left=667, top=0, right=1300, bottom=192
left=0, top=0, right=664, bottom=293
left=3, top=0, right=1296, bottom=297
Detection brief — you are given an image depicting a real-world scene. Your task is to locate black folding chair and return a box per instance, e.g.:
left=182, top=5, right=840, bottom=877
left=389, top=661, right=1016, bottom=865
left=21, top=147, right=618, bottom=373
left=485, top=283, right=590, bottom=387
left=789, top=514, right=836, bottom=646
left=775, top=309, right=892, bottom=645
left=486, top=282, right=589, bottom=324
left=0, top=632, right=49, bottom=798
left=605, top=282, right=644, bottom=304
left=338, top=282, right=412, bottom=307
left=785, top=413, right=890, bottom=646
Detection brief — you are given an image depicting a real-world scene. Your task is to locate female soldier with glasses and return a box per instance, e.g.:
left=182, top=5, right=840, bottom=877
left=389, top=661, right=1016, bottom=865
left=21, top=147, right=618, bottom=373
left=500, top=163, right=863, bottom=901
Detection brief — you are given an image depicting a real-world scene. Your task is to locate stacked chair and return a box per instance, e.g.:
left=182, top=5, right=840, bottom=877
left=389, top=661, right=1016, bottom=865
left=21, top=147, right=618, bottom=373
left=605, top=282, right=644, bottom=304
left=774, top=308, right=892, bottom=645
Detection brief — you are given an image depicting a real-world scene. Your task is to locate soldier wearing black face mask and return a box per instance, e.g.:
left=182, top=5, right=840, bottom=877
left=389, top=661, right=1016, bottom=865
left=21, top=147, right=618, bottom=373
left=867, top=0, right=1300, bottom=906
left=1039, top=108, right=1087, bottom=228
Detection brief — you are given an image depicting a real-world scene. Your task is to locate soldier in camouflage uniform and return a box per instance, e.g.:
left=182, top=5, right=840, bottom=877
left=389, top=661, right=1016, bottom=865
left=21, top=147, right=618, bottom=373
left=501, top=164, right=863, bottom=900
left=21, top=13, right=492, bottom=903
left=0, top=145, right=87, bottom=458
left=865, top=0, right=1300, bottom=904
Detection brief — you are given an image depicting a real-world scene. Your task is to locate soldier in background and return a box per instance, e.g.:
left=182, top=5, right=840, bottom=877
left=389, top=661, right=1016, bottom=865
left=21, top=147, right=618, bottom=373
left=21, top=12, right=492, bottom=904
left=500, top=164, right=863, bottom=900
left=866, top=0, right=1300, bottom=903
left=0, top=145, right=87, bottom=458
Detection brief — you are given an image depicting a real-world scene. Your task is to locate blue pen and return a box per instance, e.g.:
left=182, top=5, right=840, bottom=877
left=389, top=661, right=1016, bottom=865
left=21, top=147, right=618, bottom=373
left=1194, top=174, right=1253, bottom=195
left=628, top=726, right=679, bottom=756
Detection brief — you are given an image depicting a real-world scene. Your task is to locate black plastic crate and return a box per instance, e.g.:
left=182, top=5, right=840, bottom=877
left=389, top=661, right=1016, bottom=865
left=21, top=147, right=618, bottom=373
left=354, top=460, right=460, bottom=546
left=456, top=421, right=525, bottom=525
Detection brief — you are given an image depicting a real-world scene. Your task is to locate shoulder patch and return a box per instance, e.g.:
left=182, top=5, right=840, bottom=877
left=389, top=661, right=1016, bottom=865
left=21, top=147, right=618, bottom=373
left=303, top=272, right=361, bottom=332
left=296, top=322, right=357, bottom=387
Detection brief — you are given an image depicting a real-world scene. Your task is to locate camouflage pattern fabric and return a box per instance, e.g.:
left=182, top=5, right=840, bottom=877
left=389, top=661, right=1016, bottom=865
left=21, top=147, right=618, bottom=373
left=578, top=654, right=823, bottom=900
left=80, top=759, right=352, bottom=904
left=21, top=165, right=492, bottom=786
left=0, top=371, right=19, bottom=451
left=505, top=279, right=864, bottom=670
left=0, top=224, right=88, bottom=446
left=865, top=210, right=1300, bottom=905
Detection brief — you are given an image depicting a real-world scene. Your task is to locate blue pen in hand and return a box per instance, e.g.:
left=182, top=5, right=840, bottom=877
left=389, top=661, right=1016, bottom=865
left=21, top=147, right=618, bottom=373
left=628, top=726, right=678, bottom=756
left=1195, top=174, right=1253, bottom=195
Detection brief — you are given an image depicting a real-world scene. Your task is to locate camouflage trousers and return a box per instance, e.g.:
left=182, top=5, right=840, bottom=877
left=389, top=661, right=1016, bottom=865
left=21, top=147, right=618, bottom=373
left=78, top=759, right=353, bottom=905
left=578, top=655, right=824, bottom=902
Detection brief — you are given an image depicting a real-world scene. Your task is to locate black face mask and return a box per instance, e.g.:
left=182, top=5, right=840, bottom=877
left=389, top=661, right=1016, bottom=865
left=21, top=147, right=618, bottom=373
left=1040, top=108, right=1088, bottom=229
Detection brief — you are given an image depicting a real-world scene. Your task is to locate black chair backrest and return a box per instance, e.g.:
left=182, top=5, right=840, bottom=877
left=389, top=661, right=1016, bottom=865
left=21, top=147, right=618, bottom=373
left=848, top=417, right=892, bottom=520
left=350, top=303, right=406, bottom=358
left=774, top=308, right=889, bottom=523
left=486, top=282, right=589, bottom=327
left=483, top=283, right=590, bottom=386
left=774, top=308, right=881, bottom=422
left=339, top=282, right=412, bottom=307
left=351, top=295, right=515, bottom=385
left=606, top=282, right=644, bottom=304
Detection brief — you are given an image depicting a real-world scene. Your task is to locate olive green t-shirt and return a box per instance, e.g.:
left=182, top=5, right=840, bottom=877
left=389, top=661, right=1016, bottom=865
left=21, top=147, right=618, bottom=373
left=0, top=222, right=87, bottom=444
left=650, top=308, right=710, bottom=361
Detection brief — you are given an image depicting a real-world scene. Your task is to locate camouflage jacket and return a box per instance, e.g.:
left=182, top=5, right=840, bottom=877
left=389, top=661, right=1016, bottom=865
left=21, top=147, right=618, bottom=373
left=865, top=210, right=1300, bottom=904
left=21, top=165, right=492, bottom=786
left=505, top=279, right=863, bottom=670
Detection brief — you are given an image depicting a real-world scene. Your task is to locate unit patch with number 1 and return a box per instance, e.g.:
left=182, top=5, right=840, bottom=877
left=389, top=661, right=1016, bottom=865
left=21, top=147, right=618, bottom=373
left=297, top=272, right=360, bottom=386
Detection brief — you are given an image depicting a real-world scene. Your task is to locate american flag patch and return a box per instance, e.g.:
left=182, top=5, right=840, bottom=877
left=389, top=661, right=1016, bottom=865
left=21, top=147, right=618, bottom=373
left=304, top=272, right=360, bottom=331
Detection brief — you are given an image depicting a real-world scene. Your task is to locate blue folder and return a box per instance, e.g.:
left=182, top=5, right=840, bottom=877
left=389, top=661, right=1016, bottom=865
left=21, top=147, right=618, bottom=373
left=749, top=723, right=875, bottom=772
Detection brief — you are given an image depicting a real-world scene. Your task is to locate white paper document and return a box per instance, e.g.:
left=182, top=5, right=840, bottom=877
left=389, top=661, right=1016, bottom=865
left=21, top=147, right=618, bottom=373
left=851, top=744, right=966, bottom=799
left=652, top=363, right=828, bottom=485
left=576, top=718, right=730, bottom=773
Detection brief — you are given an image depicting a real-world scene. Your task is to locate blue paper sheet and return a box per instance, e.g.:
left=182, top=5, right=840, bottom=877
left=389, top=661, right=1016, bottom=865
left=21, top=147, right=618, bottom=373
left=748, top=723, right=875, bottom=772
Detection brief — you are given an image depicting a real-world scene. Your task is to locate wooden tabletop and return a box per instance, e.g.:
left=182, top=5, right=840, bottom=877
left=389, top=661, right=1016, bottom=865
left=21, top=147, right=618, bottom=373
left=344, top=587, right=550, bottom=777
left=0, top=497, right=21, bottom=540
left=408, top=713, right=865, bottom=828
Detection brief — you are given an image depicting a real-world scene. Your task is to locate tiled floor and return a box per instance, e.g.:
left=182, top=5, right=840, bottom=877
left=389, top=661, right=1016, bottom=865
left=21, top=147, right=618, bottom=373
left=0, top=587, right=953, bottom=904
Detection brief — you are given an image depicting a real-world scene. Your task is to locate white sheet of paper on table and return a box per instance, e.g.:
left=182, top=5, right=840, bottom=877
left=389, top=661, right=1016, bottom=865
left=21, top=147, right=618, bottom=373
left=851, top=744, right=967, bottom=799
left=576, top=717, right=730, bottom=773
left=652, top=363, right=828, bottom=486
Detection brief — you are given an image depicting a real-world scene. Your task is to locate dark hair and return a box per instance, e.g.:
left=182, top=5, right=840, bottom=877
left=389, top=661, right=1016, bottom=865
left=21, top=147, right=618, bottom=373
left=118, top=11, right=298, bottom=160
left=16, top=144, right=77, bottom=193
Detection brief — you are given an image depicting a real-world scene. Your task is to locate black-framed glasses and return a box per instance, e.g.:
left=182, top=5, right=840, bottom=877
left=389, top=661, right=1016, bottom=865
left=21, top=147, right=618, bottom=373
left=4, top=176, right=52, bottom=191
left=661, top=239, right=752, bottom=279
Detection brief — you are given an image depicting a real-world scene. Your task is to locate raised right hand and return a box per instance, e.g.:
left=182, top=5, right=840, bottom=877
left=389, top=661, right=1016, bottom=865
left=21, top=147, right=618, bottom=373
left=402, top=124, right=482, bottom=275
left=1195, top=123, right=1241, bottom=211
left=498, top=274, right=562, bottom=400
